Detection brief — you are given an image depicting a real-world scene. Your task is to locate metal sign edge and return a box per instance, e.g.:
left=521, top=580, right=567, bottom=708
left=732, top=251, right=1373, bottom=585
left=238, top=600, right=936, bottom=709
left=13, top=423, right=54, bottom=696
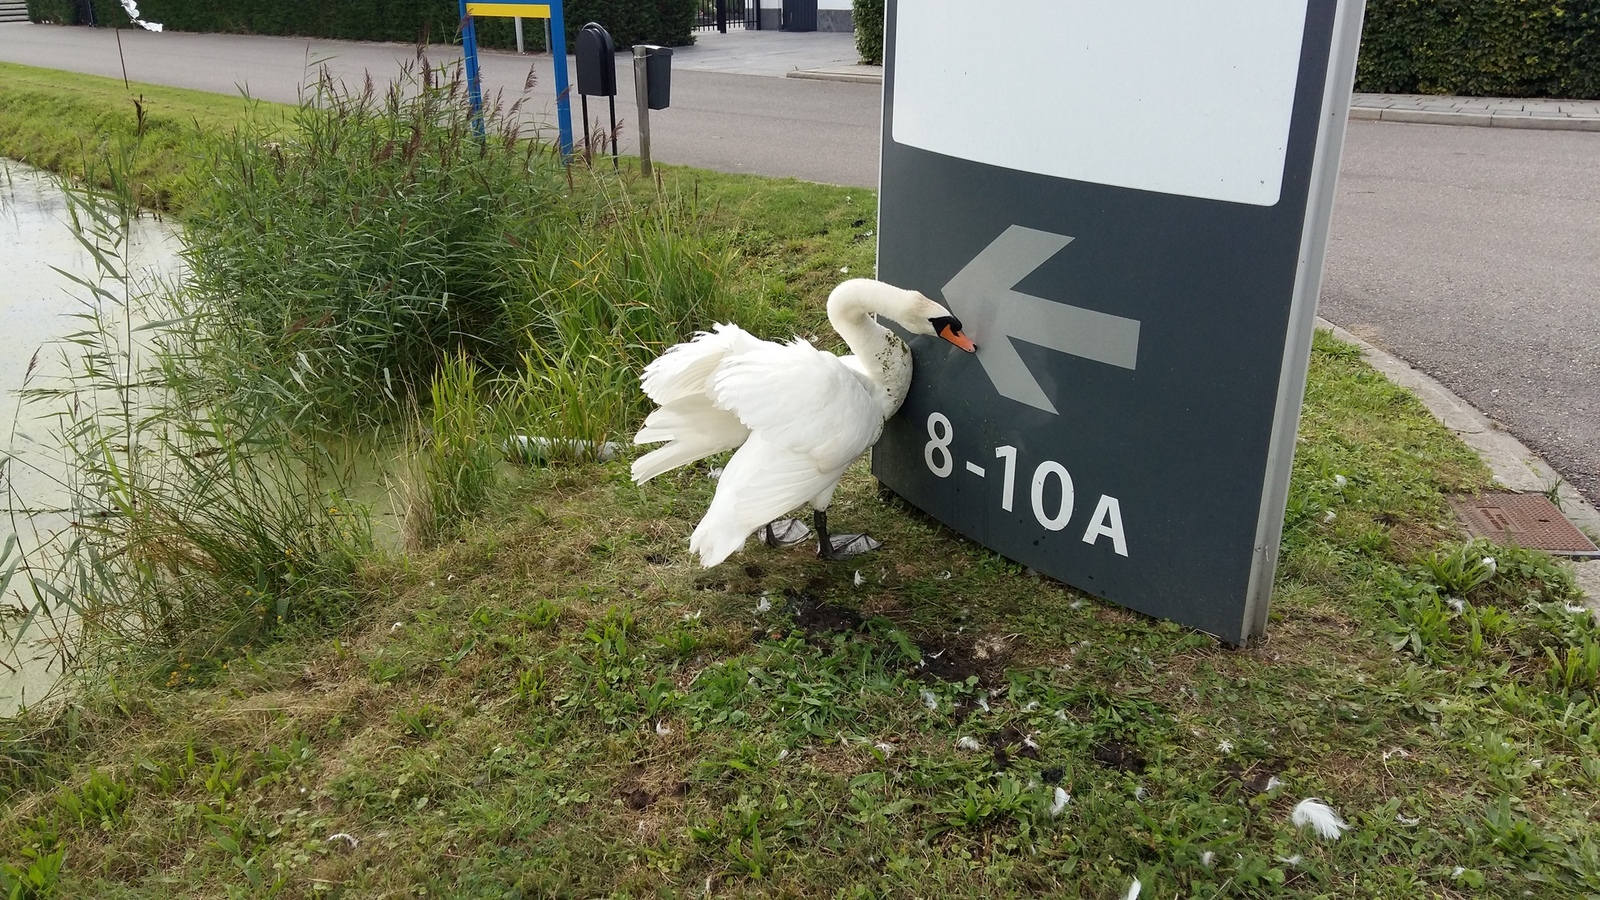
left=1240, top=0, right=1370, bottom=643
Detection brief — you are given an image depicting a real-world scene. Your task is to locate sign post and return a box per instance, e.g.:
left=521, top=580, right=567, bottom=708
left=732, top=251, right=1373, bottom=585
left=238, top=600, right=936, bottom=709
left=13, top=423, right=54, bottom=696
left=872, top=0, right=1367, bottom=645
left=459, top=0, right=575, bottom=158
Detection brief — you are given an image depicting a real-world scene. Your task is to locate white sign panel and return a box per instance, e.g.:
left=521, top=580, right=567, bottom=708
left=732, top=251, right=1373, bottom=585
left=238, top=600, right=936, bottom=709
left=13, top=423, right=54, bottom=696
left=891, top=0, right=1310, bottom=206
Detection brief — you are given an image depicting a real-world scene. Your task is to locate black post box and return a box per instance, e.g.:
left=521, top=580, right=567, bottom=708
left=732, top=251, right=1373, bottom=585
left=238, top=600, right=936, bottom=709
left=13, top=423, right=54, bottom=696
left=781, top=0, right=817, bottom=32
left=644, top=46, right=672, bottom=110
left=575, top=22, right=616, bottom=96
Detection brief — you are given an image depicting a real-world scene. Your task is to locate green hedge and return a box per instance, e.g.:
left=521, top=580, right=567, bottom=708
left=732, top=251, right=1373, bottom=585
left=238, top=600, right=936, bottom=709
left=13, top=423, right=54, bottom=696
left=852, top=0, right=882, bottom=65
left=26, top=0, right=696, bottom=49
left=1357, top=0, right=1600, bottom=99
left=841, top=0, right=1599, bottom=98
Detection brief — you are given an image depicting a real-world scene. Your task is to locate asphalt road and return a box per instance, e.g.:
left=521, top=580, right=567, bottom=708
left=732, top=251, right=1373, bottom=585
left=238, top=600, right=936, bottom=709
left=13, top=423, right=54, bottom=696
left=3, top=24, right=1595, bottom=505
left=1325, top=123, right=1600, bottom=506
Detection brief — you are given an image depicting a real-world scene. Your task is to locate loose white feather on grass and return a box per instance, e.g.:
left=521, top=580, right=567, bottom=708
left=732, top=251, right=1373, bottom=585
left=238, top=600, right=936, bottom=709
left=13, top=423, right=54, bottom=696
left=1049, top=787, right=1070, bottom=817
left=1291, top=797, right=1348, bottom=840
left=1123, top=877, right=1141, bottom=900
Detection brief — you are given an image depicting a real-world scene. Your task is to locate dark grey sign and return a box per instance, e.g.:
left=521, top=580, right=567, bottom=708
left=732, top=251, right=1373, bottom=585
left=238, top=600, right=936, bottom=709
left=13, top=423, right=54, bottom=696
left=873, top=0, right=1366, bottom=644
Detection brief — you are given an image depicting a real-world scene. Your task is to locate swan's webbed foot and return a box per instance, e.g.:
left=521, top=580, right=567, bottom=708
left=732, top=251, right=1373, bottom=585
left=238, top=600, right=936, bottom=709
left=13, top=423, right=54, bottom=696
left=762, top=518, right=811, bottom=548
left=822, top=533, right=883, bottom=559
left=813, top=509, right=882, bottom=561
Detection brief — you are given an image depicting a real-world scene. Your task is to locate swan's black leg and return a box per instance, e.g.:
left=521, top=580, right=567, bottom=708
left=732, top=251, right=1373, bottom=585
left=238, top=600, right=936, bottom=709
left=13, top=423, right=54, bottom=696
left=815, top=509, right=882, bottom=560
left=814, top=509, right=834, bottom=558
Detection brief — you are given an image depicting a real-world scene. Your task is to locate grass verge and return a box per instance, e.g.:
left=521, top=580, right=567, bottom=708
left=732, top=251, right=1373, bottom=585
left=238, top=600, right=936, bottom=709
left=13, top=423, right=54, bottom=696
left=3, top=61, right=1596, bottom=898
left=0, top=62, right=291, bottom=213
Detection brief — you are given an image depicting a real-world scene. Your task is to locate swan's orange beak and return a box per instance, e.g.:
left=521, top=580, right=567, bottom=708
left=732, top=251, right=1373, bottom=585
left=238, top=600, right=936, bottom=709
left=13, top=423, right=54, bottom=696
left=939, top=323, right=976, bottom=352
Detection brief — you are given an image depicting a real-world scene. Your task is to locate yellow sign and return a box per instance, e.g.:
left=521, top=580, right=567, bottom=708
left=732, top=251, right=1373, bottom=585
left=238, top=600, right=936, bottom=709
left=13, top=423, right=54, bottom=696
left=464, top=2, right=551, bottom=17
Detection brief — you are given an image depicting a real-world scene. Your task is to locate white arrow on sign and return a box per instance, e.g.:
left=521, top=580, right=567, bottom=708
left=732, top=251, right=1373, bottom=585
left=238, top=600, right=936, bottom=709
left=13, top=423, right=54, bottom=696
left=942, top=225, right=1141, bottom=415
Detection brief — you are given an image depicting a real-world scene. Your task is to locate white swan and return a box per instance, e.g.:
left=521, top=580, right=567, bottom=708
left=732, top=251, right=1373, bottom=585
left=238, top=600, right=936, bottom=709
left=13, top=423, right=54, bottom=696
left=632, top=278, right=975, bottom=568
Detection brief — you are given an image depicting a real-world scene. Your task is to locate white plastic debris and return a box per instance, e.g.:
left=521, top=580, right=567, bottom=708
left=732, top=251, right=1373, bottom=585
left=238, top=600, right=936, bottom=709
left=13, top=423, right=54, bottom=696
left=1291, top=798, right=1348, bottom=840
left=1049, top=787, right=1070, bottom=817
left=956, top=736, right=984, bottom=752
left=120, top=0, right=163, bottom=30
left=326, top=832, right=359, bottom=848
left=502, top=435, right=622, bottom=464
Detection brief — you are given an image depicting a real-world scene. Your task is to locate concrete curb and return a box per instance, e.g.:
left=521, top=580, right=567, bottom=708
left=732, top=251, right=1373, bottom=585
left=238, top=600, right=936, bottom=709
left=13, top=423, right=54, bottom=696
left=1316, top=318, right=1600, bottom=601
left=1347, top=106, right=1600, bottom=132
left=785, top=67, right=881, bottom=85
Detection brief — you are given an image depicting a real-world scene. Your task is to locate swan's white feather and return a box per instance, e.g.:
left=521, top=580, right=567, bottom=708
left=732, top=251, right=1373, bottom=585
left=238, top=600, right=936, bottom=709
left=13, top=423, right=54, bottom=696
left=638, top=323, right=766, bottom=405
left=710, top=339, right=882, bottom=473
left=632, top=325, right=766, bottom=483
left=688, top=435, right=848, bottom=567
left=1290, top=797, right=1348, bottom=840
left=632, top=392, right=748, bottom=484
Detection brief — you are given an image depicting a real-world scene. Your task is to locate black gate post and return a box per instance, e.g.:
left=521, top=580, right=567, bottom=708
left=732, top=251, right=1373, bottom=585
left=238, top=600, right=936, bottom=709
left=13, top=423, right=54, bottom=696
left=716, top=0, right=727, bottom=32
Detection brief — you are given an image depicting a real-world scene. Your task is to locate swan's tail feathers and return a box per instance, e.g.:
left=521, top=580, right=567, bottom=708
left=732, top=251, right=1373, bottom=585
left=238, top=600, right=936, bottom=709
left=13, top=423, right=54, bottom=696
left=630, top=395, right=749, bottom=484
left=689, top=436, right=838, bottom=568
left=640, top=323, right=765, bottom=406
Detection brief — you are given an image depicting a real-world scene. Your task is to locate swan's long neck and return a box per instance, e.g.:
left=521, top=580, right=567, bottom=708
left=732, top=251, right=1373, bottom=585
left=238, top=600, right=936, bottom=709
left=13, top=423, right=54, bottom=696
left=829, top=283, right=915, bottom=416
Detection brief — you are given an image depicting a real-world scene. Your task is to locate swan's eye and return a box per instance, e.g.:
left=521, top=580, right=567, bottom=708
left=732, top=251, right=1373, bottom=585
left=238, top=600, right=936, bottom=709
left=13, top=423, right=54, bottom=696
left=928, top=315, right=963, bottom=333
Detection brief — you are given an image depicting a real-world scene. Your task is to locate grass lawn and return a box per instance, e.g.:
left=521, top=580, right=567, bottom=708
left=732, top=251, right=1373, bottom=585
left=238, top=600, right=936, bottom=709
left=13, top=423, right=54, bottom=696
left=2, top=65, right=1598, bottom=899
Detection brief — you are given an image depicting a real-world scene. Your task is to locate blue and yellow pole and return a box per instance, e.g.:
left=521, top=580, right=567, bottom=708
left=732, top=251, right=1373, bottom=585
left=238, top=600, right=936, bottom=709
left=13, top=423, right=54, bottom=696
left=459, top=1, right=575, bottom=159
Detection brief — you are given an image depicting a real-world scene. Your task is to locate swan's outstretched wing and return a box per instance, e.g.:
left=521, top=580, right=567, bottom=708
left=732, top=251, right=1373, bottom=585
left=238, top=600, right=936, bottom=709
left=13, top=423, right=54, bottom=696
left=632, top=324, right=768, bottom=484
left=639, top=323, right=767, bottom=406
left=686, top=341, right=884, bottom=567
left=709, top=339, right=882, bottom=475
left=689, top=433, right=851, bottom=567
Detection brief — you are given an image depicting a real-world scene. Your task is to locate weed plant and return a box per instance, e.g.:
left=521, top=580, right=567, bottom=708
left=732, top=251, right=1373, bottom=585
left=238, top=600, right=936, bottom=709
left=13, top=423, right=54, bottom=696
left=403, top=353, right=499, bottom=549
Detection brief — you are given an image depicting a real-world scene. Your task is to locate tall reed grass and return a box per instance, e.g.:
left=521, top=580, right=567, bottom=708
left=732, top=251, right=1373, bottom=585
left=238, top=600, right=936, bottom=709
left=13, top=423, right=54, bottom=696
left=5, top=52, right=776, bottom=685
left=7, top=176, right=373, bottom=688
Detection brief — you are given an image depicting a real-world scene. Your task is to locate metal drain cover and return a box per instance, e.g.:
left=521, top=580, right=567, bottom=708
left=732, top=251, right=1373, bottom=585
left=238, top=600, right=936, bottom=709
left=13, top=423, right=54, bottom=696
left=1450, top=492, right=1598, bottom=554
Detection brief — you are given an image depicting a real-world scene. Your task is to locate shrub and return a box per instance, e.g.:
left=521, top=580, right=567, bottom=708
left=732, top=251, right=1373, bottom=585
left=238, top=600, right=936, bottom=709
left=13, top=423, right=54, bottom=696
left=1357, top=0, right=1600, bottom=99
left=853, top=0, right=884, bottom=64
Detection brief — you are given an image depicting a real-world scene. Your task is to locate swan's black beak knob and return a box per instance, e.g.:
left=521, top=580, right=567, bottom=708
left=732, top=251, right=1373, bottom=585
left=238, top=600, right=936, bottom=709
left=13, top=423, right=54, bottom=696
left=930, top=316, right=976, bottom=352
